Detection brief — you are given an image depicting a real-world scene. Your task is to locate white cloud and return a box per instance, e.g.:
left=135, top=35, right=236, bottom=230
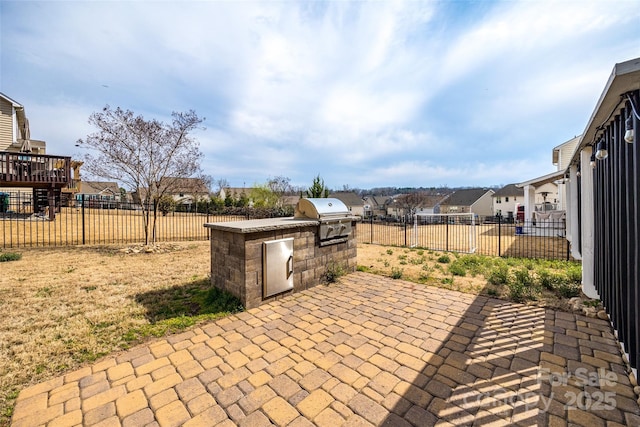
left=2, top=0, right=639, bottom=189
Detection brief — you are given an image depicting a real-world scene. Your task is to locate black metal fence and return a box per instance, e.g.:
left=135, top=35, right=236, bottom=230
left=357, top=217, right=570, bottom=260
left=1, top=192, right=569, bottom=260
left=591, top=89, right=640, bottom=375
left=0, top=193, right=292, bottom=248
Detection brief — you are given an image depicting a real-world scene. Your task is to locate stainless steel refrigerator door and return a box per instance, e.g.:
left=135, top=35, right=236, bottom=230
left=263, top=237, right=294, bottom=298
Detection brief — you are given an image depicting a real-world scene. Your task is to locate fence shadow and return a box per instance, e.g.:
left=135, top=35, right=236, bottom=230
left=326, top=274, right=636, bottom=426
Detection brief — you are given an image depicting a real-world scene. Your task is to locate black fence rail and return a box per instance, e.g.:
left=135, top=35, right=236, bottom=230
left=0, top=193, right=292, bottom=248
left=357, top=217, right=570, bottom=260
left=1, top=191, right=569, bottom=260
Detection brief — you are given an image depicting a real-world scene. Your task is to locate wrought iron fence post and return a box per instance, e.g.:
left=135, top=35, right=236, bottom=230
left=370, top=216, right=373, bottom=244
left=446, top=218, right=449, bottom=252
left=81, top=194, right=86, bottom=245
left=404, top=220, right=407, bottom=246
left=498, top=215, right=501, bottom=257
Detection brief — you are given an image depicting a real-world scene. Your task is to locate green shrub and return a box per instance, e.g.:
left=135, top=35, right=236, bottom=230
left=437, top=254, right=451, bottom=264
left=566, top=265, right=582, bottom=284
left=555, top=282, right=581, bottom=298
left=487, top=265, right=509, bottom=285
left=450, top=255, right=487, bottom=277
left=386, top=249, right=394, bottom=255
left=537, top=269, right=562, bottom=290
left=409, top=256, right=426, bottom=265
left=506, top=279, right=527, bottom=303
left=0, top=252, right=22, bottom=262
left=356, top=265, right=370, bottom=272
left=507, top=267, right=540, bottom=302
left=390, top=267, right=403, bottom=279
left=322, top=262, right=347, bottom=283
left=418, top=272, right=430, bottom=282
left=448, top=262, right=467, bottom=277
left=514, top=267, right=534, bottom=286
left=157, top=195, right=177, bottom=216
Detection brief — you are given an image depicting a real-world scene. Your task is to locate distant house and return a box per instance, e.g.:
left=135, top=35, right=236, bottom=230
left=133, top=177, right=209, bottom=208
left=218, top=187, right=249, bottom=201
left=330, top=192, right=365, bottom=217
left=281, top=195, right=300, bottom=209
left=439, top=188, right=495, bottom=217
left=492, top=184, right=524, bottom=221
left=163, top=177, right=209, bottom=206
left=414, top=194, right=447, bottom=216
left=76, top=181, right=121, bottom=208
left=363, top=195, right=389, bottom=219
left=383, top=193, right=447, bottom=220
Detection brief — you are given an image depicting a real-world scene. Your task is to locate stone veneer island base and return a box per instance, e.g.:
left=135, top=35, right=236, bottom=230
left=205, top=217, right=357, bottom=309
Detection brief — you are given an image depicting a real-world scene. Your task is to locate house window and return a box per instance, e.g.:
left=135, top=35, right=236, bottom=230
left=505, top=197, right=509, bottom=202
left=179, top=193, right=184, bottom=197
left=496, top=197, right=501, bottom=203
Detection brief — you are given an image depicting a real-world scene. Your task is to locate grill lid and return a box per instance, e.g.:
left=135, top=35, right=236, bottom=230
left=294, top=198, right=350, bottom=219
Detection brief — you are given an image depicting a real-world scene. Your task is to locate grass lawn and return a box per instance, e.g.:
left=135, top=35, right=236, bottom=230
left=0, top=241, right=584, bottom=426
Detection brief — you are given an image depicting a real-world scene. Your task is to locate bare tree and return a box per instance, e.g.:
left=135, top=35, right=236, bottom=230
left=267, top=176, right=292, bottom=207
left=396, top=192, right=429, bottom=222
left=214, top=178, right=230, bottom=196
left=77, top=106, right=205, bottom=244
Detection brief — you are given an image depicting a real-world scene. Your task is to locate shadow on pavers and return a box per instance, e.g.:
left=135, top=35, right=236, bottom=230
left=377, top=283, right=640, bottom=426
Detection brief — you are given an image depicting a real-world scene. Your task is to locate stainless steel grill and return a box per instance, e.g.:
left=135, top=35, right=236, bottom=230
left=294, top=198, right=354, bottom=246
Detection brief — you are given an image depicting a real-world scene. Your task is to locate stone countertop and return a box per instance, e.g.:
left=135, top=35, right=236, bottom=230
left=204, top=217, right=319, bottom=233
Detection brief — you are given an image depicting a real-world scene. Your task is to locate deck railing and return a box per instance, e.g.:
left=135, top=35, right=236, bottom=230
left=0, top=152, right=71, bottom=186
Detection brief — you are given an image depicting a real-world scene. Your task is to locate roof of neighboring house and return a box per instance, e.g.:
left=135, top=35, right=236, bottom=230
left=364, top=196, right=389, bottom=208
left=493, top=184, right=524, bottom=198
left=417, top=194, right=448, bottom=208
left=440, top=188, right=493, bottom=206
left=0, top=92, right=22, bottom=108
left=80, top=181, right=120, bottom=196
left=163, top=177, right=209, bottom=194
left=330, top=192, right=364, bottom=207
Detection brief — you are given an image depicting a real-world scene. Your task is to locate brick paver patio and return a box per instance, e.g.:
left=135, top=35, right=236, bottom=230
left=11, top=272, right=640, bottom=426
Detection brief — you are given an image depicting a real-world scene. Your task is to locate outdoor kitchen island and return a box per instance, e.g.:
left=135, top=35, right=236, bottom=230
left=205, top=198, right=357, bottom=309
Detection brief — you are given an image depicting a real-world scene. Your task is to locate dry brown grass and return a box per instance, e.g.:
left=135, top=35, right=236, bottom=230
left=357, top=222, right=570, bottom=260
left=1, top=209, right=243, bottom=246
left=0, top=241, right=214, bottom=425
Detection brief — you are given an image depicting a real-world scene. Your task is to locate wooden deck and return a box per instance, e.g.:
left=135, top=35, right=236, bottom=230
left=0, top=152, right=71, bottom=189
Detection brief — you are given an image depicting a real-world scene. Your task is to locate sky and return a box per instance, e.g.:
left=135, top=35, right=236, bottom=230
left=1, top=0, right=639, bottom=191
